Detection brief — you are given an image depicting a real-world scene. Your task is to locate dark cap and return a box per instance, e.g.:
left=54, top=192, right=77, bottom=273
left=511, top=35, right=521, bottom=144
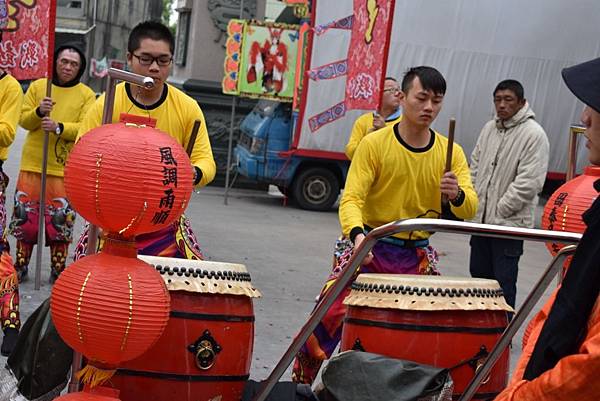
left=562, top=57, right=600, bottom=114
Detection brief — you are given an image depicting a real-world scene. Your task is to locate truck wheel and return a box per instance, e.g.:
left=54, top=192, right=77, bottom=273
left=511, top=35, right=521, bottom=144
left=291, top=167, right=340, bottom=211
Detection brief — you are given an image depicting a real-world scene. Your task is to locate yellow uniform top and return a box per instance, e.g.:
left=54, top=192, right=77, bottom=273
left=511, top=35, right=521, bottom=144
left=345, top=111, right=402, bottom=160
left=78, top=82, right=216, bottom=188
left=0, top=72, right=24, bottom=161
left=339, top=124, right=478, bottom=240
left=19, top=78, right=95, bottom=176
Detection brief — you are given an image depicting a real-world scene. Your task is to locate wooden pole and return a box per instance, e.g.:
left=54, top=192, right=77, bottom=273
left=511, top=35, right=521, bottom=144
left=186, top=120, right=201, bottom=157
left=441, top=117, right=456, bottom=205
left=34, top=0, right=57, bottom=290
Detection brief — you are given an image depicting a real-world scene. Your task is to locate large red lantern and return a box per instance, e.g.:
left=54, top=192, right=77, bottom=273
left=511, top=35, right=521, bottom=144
left=51, top=238, right=170, bottom=367
left=541, top=166, right=600, bottom=255
left=64, top=123, right=193, bottom=238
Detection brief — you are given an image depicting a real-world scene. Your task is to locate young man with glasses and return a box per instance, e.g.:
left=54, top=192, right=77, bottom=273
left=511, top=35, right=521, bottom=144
left=0, top=28, right=23, bottom=356
left=75, top=20, right=216, bottom=260
left=11, top=45, right=95, bottom=286
left=344, top=76, right=402, bottom=159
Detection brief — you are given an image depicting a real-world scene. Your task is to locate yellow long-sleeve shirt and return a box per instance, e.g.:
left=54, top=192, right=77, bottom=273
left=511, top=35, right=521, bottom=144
left=0, top=72, right=23, bottom=161
left=339, top=124, right=477, bottom=240
left=19, top=78, right=95, bottom=176
left=78, top=82, right=216, bottom=187
left=345, top=111, right=402, bottom=159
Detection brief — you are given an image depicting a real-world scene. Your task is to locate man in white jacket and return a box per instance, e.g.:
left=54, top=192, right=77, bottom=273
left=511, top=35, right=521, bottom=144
left=469, top=79, right=549, bottom=308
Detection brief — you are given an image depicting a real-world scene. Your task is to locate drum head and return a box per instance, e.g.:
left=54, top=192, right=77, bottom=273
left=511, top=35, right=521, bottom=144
left=138, top=255, right=261, bottom=298
left=344, top=274, right=512, bottom=312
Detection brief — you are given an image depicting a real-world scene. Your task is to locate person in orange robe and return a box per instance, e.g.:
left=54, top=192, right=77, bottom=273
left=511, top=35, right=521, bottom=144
left=495, top=58, right=600, bottom=400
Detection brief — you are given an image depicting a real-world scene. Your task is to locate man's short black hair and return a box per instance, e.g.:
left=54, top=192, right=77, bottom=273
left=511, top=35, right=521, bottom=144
left=128, top=20, right=174, bottom=55
left=384, top=76, right=397, bottom=82
left=401, top=66, right=446, bottom=96
left=494, top=79, right=525, bottom=101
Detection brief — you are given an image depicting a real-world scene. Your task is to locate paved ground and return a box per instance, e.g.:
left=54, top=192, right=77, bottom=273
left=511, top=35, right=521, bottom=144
left=0, top=128, right=559, bottom=387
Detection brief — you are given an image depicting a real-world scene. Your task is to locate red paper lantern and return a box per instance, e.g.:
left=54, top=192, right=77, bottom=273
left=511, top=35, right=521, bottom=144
left=55, top=385, right=121, bottom=401
left=64, top=123, right=193, bottom=238
left=541, top=166, right=600, bottom=255
left=51, top=238, right=170, bottom=366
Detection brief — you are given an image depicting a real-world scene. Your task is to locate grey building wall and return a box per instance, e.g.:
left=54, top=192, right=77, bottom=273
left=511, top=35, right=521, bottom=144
left=56, top=0, right=162, bottom=90
left=171, top=0, right=266, bottom=84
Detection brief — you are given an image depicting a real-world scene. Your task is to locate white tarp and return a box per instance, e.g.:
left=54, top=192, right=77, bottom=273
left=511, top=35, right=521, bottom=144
left=297, top=0, right=600, bottom=173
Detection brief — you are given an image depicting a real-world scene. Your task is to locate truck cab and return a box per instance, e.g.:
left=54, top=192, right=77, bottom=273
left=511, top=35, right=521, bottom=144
left=235, top=100, right=349, bottom=211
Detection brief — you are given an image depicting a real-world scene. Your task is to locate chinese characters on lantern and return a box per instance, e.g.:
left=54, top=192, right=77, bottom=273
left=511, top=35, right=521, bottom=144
left=153, top=147, right=178, bottom=225
left=546, top=192, right=568, bottom=253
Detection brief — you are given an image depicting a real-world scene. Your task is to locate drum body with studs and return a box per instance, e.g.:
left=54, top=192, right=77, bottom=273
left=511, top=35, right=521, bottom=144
left=111, top=256, right=261, bottom=401
left=340, top=274, right=511, bottom=400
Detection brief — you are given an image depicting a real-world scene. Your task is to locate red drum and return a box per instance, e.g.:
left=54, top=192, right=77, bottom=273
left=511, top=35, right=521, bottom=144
left=111, top=256, right=261, bottom=401
left=340, top=274, right=511, bottom=400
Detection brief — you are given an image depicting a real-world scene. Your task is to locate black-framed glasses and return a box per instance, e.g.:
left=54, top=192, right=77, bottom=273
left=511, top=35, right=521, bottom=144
left=383, top=87, right=400, bottom=94
left=132, top=53, right=173, bottom=66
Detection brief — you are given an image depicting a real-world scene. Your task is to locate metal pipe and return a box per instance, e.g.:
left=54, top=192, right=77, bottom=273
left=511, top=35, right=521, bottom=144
left=251, top=219, right=581, bottom=401
left=224, top=0, right=244, bottom=205
left=369, top=218, right=582, bottom=244
left=458, top=245, right=577, bottom=401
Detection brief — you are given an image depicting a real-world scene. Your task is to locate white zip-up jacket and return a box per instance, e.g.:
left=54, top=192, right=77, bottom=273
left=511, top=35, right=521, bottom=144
left=470, top=102, right=549, bottom=228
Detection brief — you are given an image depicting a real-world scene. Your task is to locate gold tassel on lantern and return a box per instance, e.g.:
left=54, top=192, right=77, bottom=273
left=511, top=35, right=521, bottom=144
left=75, top=364, right=116, bottom=388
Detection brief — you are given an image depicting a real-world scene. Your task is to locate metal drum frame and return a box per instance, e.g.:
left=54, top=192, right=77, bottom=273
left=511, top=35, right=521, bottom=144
left=251, top=219, right=581, bottom=401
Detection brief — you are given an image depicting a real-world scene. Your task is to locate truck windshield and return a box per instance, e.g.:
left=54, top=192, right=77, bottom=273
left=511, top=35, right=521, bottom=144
left=255, top=100, right=278, bottom=118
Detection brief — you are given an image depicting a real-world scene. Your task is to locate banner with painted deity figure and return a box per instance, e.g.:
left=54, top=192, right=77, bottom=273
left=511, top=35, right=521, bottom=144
left=238, top=20, right=300, bottom=102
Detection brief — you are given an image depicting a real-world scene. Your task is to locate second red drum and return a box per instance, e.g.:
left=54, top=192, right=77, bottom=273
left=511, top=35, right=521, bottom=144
left=111, top=256, right=261, bottom=401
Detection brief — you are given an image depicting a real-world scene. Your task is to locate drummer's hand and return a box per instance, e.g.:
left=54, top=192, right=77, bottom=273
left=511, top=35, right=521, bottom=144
left=39, top=97, right=55, bottom=116
left=354, top=233, right=374, bottom=265
left=440, top=171, right=459, bottom=201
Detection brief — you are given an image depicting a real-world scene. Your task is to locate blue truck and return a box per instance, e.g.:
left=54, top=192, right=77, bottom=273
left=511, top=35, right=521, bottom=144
left=235, top=100, right=350, bottom=211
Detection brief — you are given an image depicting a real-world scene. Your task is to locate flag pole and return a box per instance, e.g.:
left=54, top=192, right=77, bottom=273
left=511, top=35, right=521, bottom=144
left=34, top=0, right=57, bottom=290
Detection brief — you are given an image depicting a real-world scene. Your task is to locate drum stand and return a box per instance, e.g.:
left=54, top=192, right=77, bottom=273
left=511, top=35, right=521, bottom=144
left=67, top=68, right=155, bottom=393
left=251, top=219, right=581, bottom=401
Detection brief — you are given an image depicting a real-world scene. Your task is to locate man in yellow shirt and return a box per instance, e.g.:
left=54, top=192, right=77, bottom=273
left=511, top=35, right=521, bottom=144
left=0, top=28, right=24, bottom=356
left=10, top=45, right=95, bottom=284
left=293, top=66, right=478, bottom=384
left=344, top=76, right=402, bottom=159
left=74, top=20, right=216, bottom=260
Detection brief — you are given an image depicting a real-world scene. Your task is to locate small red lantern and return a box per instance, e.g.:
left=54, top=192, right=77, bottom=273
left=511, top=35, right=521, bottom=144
left=64, top=123, right=193, bottom=238
left=50, top=238, right=170, bottom=366
left=54, top=385, right=121, bottom=401
left=541, top=165, right=600, bottom=255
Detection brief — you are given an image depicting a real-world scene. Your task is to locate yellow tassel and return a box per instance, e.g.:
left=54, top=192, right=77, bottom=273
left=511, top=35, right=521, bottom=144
left=75, top=364, right=116, bottom=388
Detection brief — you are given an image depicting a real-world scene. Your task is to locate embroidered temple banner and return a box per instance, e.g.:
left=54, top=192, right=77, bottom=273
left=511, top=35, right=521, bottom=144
left=344, top=0, right=395, bottom=111
left=0, top=0, right=56, bottom=80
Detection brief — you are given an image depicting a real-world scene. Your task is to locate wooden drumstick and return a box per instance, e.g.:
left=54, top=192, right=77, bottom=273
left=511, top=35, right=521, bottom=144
left=442, top=118, right=456, bottom=204
left=186, top=119, right=202, bottom=157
